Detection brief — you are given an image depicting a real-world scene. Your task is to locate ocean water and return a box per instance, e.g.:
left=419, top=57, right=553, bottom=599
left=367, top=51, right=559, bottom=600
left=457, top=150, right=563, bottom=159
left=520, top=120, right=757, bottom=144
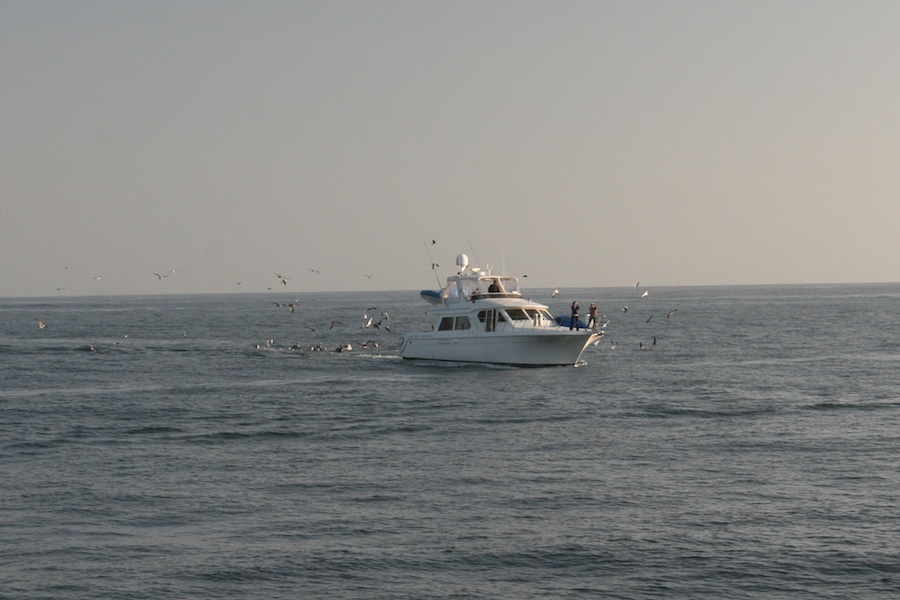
left=2, top=284, right=900, bottom=599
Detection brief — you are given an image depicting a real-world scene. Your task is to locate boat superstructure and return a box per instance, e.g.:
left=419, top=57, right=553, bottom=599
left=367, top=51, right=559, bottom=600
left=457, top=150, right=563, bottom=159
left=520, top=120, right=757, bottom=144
left=400, top=254, right=601, bottom=366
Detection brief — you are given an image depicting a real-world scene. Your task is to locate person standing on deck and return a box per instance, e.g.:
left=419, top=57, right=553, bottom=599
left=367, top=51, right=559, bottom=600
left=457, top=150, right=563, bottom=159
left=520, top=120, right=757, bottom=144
left=587, top=303, right=598, bottom=329
left=570, top=300, right=580, bottom=330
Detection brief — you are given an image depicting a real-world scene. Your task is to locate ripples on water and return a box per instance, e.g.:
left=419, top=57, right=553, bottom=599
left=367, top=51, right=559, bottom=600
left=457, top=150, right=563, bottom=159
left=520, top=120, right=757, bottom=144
left=2, top=285, right=900, bottom=598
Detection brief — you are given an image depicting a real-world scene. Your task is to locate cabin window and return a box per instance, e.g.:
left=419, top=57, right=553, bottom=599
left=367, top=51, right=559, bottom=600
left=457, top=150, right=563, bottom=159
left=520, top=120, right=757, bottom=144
left=478, top=309, right=505, bottom=332
left=505, top=309, right=530, bottom=321
left=525, top=309, right=546, bottom=323
left=439, top=317, right=471, bottom=331
left=477, top=310, right=506, bottom=323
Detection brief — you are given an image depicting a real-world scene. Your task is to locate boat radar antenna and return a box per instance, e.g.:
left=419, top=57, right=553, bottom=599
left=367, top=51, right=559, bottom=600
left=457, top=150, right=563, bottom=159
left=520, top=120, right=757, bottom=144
left=456, top=253, right=469, bottom=275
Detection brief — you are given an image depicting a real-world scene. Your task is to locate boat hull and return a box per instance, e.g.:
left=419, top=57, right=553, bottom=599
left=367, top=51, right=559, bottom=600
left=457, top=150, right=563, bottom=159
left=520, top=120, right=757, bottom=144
left=400, top=330, right=601, bottom=366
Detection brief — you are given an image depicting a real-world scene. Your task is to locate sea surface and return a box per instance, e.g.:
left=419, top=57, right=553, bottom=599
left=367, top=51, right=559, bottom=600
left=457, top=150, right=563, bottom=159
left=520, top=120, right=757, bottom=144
left=2, top=284, right=900, bottom=599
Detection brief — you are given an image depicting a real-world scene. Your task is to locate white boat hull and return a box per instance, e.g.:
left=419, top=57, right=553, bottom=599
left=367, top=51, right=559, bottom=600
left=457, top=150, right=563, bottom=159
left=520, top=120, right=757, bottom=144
left=400, top=330, right=601, bottom=366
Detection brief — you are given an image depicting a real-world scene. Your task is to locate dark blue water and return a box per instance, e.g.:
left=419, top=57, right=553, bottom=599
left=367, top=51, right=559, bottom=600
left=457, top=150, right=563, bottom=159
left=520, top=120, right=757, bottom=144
left=3, top=284, right=900, bottom=599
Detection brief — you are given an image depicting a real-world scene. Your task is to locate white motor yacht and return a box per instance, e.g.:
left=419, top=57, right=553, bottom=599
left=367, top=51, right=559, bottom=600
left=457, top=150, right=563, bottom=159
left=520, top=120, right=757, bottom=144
left=400, top=255, right=601, bottom=366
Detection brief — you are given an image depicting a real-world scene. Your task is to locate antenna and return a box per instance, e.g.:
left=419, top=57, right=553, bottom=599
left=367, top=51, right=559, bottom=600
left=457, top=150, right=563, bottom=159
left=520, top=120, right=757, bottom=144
left=422, top=238, right=442, bottom=288
left=467, top=240, right=482, bottom=270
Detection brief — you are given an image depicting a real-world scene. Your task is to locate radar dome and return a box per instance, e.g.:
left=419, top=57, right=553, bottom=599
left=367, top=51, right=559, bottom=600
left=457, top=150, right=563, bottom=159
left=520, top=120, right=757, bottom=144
left=456, top=254, right=469, bottom=273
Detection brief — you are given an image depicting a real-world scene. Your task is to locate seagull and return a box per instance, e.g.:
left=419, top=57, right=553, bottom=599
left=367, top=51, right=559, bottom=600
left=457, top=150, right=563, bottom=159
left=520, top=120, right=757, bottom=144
left=153, top=273, right=163, bottom=279
left=641, top=290, right=649, bottom=298
left=273, top=302, right=297, bottom=313
left=622, top=306, right=628, bottom=313
left=363, top=273, right=373, bottom=279
left=635, top=281, right=640, bottom=290
left=329, top=320, right=342, bottom=329
left=666, top=309, right=678, bottom=319
left=551, top=288, right=560, bottom=298
left=646, top=315, right=653, bottom=324
left=36, top=319, right=47, bottom=329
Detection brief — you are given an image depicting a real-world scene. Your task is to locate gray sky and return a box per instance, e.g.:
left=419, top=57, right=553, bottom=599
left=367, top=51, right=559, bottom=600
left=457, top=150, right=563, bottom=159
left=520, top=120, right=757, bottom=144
left=2, top=1, right=898, bottom=297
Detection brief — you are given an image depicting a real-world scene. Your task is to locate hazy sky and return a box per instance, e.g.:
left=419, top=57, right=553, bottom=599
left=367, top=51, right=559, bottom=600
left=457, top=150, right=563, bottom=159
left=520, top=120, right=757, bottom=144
left=2, top=1, right=898, bottom=297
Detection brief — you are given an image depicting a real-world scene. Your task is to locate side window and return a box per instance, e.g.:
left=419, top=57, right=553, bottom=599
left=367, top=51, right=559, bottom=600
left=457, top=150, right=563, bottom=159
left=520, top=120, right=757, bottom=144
left=455, top=317, right=471, bottom=330
left=438, top=317, right=454, bottom=331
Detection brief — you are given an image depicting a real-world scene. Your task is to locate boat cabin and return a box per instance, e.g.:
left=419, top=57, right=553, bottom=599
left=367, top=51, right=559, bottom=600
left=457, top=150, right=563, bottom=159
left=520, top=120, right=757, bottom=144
left=435, top=306, right=555, bottom=333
